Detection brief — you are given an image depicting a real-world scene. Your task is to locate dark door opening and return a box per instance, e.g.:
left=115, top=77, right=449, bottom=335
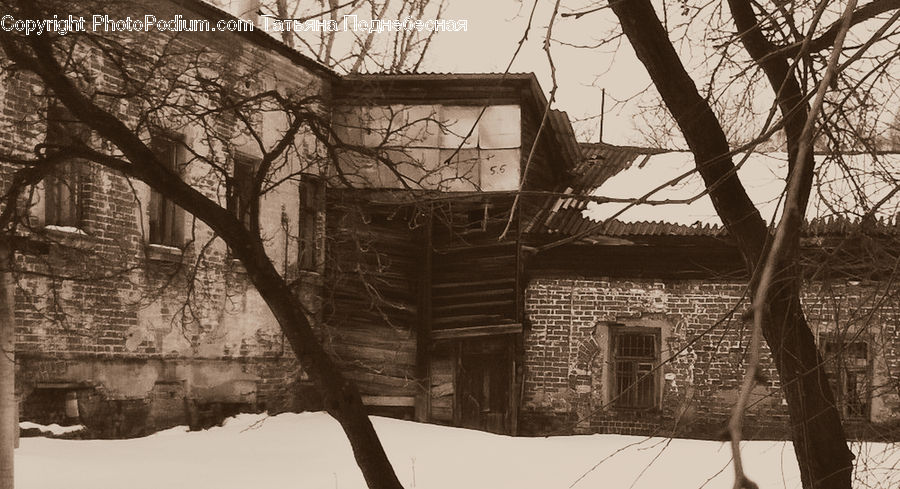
left=458, top=347, right=511, bottom=434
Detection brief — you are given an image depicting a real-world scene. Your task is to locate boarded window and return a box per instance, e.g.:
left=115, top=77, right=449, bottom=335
left=822, top=337, right=869, bottom=420
left=228, top=155, right=256, bottom=229
left=611, top=328, right=659, bottom=409
left=149, top=133, right=184, bottom=246
left=333, top=104, right=521, bottom=191
left=44, top=104, right=88, bottom=227
left=298, top=176, right=323, bottom=270
left=478, top=105, right=520, bottom=149
left=438, top=106, right=479, bottom=149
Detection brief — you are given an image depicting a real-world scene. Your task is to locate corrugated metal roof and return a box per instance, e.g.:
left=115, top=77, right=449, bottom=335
left=524, top=143, right=654, bottom=235
left=343, top=72, right=536, bottom=79
left=601, top=219, right=727, bottom=237
left=570, top=144, right=649, bottom=193
left=528, top=144, right=900, bottom=240
left=580, top=142, right=667, bottom=161
left=537, top=214, right=900, bottom=240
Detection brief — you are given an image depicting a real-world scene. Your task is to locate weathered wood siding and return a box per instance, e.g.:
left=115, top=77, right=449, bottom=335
left=323, top=196, right=425, bottom=407
left=430, top=196, right=521, bottom=331
left=520, top=102, right=566, bottom=193
left=429, top=357, right=455, bottom=422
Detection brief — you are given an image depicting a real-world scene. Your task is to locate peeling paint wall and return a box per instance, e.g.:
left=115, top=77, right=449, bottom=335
left=522, top=277, right=900, bottom=439
left=2, top=1, right=326, bottom=436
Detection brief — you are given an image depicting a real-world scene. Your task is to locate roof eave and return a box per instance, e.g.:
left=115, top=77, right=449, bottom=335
left=174, top=0, right=338, bottom=80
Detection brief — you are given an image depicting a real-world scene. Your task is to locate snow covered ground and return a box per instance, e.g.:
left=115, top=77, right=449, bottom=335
left=15, top=412, right=900, bottom=489
left=18, top=421, right=84, bottom=436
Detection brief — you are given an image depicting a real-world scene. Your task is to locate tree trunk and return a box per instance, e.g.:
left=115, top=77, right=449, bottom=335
left=761, top=276, right=853, bottom=489
left=233, top=242, right=404, bottom=489
left=0, top=24, right=406, bottom=487
left=607, top=2, right=853, bottom=488
left=0, top=241, right=16, bottom=489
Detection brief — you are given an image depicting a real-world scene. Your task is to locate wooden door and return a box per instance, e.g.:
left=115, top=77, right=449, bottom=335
left=457, top=347, right=511, bottom=434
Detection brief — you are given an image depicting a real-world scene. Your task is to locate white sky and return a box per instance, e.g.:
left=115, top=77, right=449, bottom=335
left=416, top=0, right=900, bottom=148
left=584, top=152, right=900, bottom=225
left=239, top=0, right=900, bottom=148
left=233, top=0, right=644, bottom=144
left=424, top=0, right=649, bottom=145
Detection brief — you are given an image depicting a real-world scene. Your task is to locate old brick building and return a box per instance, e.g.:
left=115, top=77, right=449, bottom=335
left=3, top=0, right=898, bottom=443
left=322, top=73, right=579, bottom=434
left=2, top=0, right=330, bottom=436
left=519, top=145, right=900, bottom=438
left=321, top=90, right=900, bottom=440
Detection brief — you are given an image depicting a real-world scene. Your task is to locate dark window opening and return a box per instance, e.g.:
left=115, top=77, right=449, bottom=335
left=611, top=327, right=659, bottom=410
left=228, top=155, right=256, bottom=229
left=822, top=337, right=870, bottom=420
left=21, top=387, right=83, bottom=426
left=149, top=133, right=184, bottom=246
left=190, top=401, right=253, bottom=431
left=299, top=176, right=323, bottom=271
left=465, top=204, right=490, bottom=232
left=44, top=104, right=88, bottom=228
left=365, top=405, right=414, bottom=421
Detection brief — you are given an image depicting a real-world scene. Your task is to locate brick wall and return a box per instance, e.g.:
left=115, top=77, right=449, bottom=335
left=521, top=277, right=900, bottom=439
left=1, top=0, right=327, bottom=436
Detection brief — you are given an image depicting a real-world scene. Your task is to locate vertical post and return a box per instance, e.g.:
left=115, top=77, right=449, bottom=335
left=0, top=240, right=16, bottom=489
left=512, top=199, right=524, bottom=435
left=414, top=207, right=433, bottom=422
left=599, top=88, right=606, bottom=143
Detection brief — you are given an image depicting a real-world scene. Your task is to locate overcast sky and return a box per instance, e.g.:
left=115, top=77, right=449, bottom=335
left=423, top=0, right=653, bottom=146
left=248, top=0, right=899, bottom=148
left=222, top=0, right=651, bottom=144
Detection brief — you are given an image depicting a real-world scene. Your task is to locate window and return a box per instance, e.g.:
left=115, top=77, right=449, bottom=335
left=465, top=203, right=490, bottom=232
left=149, top=133, right=184, bottom=246
left=228, top=155, right=256, bottom=229
left=610, top=327, right=660, bottom=409
left=44, top=104, right=88, bottom=228
left=821, top=337, right=870, bottom=420
left=334, top=104, right=520, bottom=191
left=298, top=176, right=323, bottom=271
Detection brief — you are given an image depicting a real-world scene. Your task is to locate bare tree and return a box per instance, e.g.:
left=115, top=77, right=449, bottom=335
left=262, top=0, right=445, bottom=73
left=0, top=0, right=448, bottom=487
left=0, top=243, right=14, bottom=489
left=555, top=1, right=900, bottom=488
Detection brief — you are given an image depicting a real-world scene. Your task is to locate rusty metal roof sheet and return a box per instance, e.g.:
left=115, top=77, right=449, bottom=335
left=535, top=210, right=900, bottom=240
left=524, top=143, right=655, bottom=235
left=528, top=143, right=900, bottom=240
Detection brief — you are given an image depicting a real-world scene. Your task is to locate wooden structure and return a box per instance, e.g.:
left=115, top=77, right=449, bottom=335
left=322, top=74, right=579, bottom=434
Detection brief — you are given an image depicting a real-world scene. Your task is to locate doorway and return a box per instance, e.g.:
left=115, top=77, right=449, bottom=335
left=457, top=342, right=512, bottom=434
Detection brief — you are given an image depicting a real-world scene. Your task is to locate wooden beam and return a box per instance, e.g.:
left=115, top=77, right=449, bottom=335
left=432, top=300, right=516, bottom=314
left=432, top=277, right=516, bottom=289
left=415, top=208, right=433, bottom=422
left=433, top=241, right=517, bottom=253
left=362, top=395, right=417, bottom=407
left=432, top=288, right=515, bottom=302
left=431, top=323, right=523, bottom=340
